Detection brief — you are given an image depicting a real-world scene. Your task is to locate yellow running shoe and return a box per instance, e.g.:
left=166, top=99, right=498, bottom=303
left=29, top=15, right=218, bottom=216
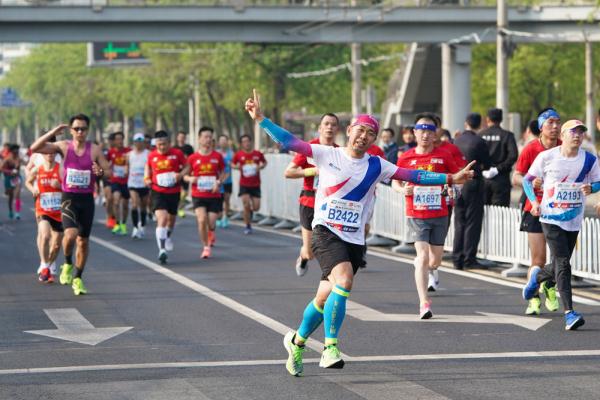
left=177, top=209, right=186, bottom=218
left=72, top=277, right=87, bottom=296
left=525, top=297, right=541, bottom=315
left=541, top=282, right=559, bottom=312
left=59, top=263, right=73, bottom=285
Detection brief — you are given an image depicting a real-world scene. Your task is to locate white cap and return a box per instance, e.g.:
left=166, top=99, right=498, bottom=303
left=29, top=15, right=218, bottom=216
left=133, top=132, right=145, bottom=141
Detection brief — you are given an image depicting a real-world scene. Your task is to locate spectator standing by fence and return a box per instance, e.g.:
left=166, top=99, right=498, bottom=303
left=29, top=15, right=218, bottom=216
left=479, top=108, right=518, bottom=207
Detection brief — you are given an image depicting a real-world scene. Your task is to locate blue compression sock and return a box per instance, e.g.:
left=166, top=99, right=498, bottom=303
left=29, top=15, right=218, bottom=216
left=324, top=285, right=350, bottom=345
left=296, top=299, right=324, bottom=341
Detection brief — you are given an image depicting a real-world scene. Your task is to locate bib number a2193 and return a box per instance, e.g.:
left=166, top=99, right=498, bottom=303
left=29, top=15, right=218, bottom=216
left=552, top=183, right=582, bottom=209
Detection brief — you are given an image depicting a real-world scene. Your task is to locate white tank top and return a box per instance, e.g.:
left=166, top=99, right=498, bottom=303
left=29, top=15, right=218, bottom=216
left=127, top=149, right=149, bottom=188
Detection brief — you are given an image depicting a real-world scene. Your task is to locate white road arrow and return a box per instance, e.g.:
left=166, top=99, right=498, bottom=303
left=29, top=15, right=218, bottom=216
left=24, top=308, right=133, bottom=345
left=346, top=301, right=551, bottom=331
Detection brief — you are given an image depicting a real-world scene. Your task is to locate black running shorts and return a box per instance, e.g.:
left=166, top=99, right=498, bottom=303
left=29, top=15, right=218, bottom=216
left=192, top=197, right=223, bottom=214
left=312, top=225, right=365, bottom=281
left=151, top=190, right=180, bottom=215
left=61, top=192, right=95, bottom=238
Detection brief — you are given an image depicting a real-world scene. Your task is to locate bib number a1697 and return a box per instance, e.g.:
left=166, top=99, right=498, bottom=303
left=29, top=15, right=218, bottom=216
left=413, top=186, right=442, bottom=211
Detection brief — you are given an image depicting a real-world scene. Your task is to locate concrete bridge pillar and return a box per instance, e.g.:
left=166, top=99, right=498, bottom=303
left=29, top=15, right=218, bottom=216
left=441, top=44, right=472, bottom=133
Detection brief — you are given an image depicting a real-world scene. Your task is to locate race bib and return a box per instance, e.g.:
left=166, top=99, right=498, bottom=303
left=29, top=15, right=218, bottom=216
left=552, top=182, right=583, bottom=209
left=324, top=198, right=363, bottom=232
left=156, top=172, right=176, bottom=188
left=113, top=165, right=127, bottom=178
left=65, top=168, right=91, bottom=187
left=242, top=163, right=258, bottom=177
left=197, top=175, right=216, bottom=192
left=129, top=166, right=145, bottom=187
left=413, top=186, right=442, bottom=211
left=40, top=192, right=61, bottom=211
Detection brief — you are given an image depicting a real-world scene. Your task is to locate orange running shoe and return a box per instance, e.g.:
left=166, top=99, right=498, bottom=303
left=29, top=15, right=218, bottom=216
left=208, top=230, right=216, bottom=247
left=106, top=216, right=117, bottom=229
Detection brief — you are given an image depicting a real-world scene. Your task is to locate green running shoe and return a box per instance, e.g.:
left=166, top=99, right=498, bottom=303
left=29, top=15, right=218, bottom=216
left=525, top=297, right=541, bottom=315
left=72, top=277, right=87, bottom=296
left=541, top=282, right=559, bottom=312
left=111, top=224, right=121, bottom=234
left=119, top=223, right=128, bottom=236
left=283, top=331, right=305, bottom=377
left=59, top=263, right=73, bottom=285
left=319, top=344, right=344, bottom=369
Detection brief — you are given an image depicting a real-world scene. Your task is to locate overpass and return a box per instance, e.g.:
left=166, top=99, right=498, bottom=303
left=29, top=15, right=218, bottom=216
left=0, top=4, right=600, bottom=43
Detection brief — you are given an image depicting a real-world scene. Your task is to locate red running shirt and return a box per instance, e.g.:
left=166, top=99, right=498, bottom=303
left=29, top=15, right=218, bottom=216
left=187, top=151, right=225, bottom=199
left=292, top=138, right=338, bottom=208
left=232, top=150, right=266, bottom=188
left=515, top=138, right=561, bottom=212
left=147, top=148, right=186, bottom=194
left=367, top=144, right=386, bottom=159
left=35, top=163, right=62, bottom=222
left=397, top=147, right=460, bottom=219
left=107, top=147, right=131, bottom=184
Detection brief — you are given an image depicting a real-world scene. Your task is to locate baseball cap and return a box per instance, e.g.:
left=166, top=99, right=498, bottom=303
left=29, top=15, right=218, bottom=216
left=561, top=119, right=587, bottom=134
left=351, top=114, right=380, bottom=134
left=133, top=132, right=145, bottom=141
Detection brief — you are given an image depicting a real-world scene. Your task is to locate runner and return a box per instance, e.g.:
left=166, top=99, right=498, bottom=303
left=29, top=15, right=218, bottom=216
left=25, top=142, right=63, bottom=283
left=184, top=127, right=226, bottom=259
left=103, top=133, right=117, bottom=229
left=513, top=108, right=560, bottom=315
left=216, top=134, right=234, bottom=228
left=30, top=114, right=111, bottom=296
left=284, top=113, right=339, bottom=276
left=522, top=119, right=600, bottom=331
left=395, top=114, right=460, bottom=318
left=127, top=133, right=150, bottom=239
left=174, top=131, right=195, bottom=218
left=232, top=134, right=267, bottom=234
left=244, top=89, right=474, bottom=375
left=106, top=132, right=131, bottom=236
left=1, top=144, right=23, bottom=220
left=144, top=130, right=189, bottom=264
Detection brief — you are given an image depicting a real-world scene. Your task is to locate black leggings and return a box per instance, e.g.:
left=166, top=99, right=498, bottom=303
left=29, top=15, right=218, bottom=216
left=538, top=223, right=579, bottom=311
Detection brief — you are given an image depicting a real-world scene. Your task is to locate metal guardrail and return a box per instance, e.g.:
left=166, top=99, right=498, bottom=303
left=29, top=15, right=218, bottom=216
left=231, top=153, right=600, bottom=282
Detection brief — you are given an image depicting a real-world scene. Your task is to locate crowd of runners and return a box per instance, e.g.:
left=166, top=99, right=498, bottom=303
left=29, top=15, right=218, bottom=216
left=2, top=89, right=600, bottom=376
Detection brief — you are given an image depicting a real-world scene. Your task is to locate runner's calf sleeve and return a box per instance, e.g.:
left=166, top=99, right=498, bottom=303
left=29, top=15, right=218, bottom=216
left=297, top=299, right=324, bottom=341
left=324, top=285, right=350, bottom=345
left=131, top=209, right=139, bottom=227
left=141, top=210, right=147, bottom=226
left=156, top=227, right=168, bottom=250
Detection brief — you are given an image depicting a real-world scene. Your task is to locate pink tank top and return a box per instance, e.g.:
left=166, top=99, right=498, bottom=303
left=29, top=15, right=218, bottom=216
left=62, top=141, right=95, bottom=193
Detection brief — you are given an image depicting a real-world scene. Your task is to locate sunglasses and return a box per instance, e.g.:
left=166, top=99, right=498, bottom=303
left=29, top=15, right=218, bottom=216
left=71, top=127, right=88, bottom=132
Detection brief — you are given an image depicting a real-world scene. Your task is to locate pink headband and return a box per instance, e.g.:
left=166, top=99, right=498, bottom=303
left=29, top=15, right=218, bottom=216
left=351, top=114, right=380, bottom=134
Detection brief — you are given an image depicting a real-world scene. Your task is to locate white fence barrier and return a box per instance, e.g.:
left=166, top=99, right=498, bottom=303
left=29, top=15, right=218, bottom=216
left=229, top=154, right=600, bottom=282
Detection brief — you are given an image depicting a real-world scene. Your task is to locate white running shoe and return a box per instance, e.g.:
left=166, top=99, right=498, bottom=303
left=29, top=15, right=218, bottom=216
left=138, top=225, right=145, bottom=238
left=165, top=237, right=174, bottom=251
left=295, top=256, right=308, bottom=277
left=37, top=263, right=44, bottom=274
left=49, top=261, right=57, bottom=276
left=427, top=270, right=439, bottom=292
left=131, top=227, right=139, bottom=239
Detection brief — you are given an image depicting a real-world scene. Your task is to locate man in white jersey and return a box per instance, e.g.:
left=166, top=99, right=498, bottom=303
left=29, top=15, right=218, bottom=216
left=522, top=120, right=600, bottom=331
left=245, top=89, right=475, bottom=376
left=127, top=133, right=150, bottom=238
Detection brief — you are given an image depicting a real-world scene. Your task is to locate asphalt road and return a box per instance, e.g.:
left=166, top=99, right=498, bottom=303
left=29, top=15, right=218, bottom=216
left=2, top=195, right=600, bottom=400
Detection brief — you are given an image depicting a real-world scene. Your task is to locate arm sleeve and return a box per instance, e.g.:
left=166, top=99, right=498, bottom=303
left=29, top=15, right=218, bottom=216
left=258, top=118, right=312, bottom=157
left=496, top=133, right=518, bottom=173
left=523, top=175, right=538, bottom=203
left=391, top=166, right=447, bottom=185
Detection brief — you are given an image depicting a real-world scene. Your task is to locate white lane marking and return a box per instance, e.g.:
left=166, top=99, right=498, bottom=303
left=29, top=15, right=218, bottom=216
left=2, top=349, right=600, bottom=376
left=323, top=374, right=449, bottom=400
left=24, top=308, right=133, bottom=346
left=88, top=235, right=326, bottom=354
left=241, top=222, right=600, bottom=306
left=346, top=301, right=551, bottom=331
